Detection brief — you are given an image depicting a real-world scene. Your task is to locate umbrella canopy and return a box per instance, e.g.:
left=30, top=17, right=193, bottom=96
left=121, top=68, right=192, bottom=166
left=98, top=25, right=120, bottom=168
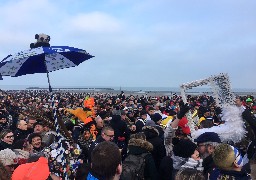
left=0, top=44, right=94, bottom=179
left=0, top=46, right=94, bottom=77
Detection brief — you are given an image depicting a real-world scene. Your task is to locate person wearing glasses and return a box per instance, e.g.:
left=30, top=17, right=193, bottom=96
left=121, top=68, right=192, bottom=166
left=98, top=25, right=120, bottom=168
left=194, top=132, right=221, bottom=178
left=210, top=143, right=251, bottom=179
left=0, top=129, right=14, bottom=150
left=87, top=126, right=115, bottom=163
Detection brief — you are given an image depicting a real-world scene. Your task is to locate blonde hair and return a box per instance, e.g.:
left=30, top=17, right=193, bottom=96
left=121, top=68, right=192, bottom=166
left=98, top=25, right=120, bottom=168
left=213, top=144, right=235, bottom=170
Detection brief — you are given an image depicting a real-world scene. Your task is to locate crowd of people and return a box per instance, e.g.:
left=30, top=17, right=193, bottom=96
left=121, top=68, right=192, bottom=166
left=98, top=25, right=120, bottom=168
left=0, top=89, right=255, bottom=180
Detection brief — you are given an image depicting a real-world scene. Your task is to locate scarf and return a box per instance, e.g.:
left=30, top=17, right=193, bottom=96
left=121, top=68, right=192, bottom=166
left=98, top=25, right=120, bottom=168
left=181, top=158, right=204, bottom=171
left=172, top=155, right=187, bottom=170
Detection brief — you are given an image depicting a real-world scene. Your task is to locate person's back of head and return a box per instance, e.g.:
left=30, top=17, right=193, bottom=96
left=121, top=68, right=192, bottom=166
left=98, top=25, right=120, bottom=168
left=91, top=141, right=122, bottom=180
left=200, top=120, right=214, bottom=128
left=130, top=132, right=146, bottom=141
left=175, top=168, right=205, bottom=180
left=212, top=143, right=243, bottom=171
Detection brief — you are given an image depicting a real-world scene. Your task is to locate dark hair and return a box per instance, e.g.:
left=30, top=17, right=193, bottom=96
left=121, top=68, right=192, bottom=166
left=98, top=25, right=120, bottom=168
left=130, top=132, right=146, bottom=140
left=91, top=141, right=121, bottom=180
left=147, top=107, right=154, bottom=111
left=0, top=129, right=12, bottom=140
left=28, top=133, right=42, bottom=144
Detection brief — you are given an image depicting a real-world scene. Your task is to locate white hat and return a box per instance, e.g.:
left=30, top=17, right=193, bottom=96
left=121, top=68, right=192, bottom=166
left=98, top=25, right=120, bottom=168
left=0, top=148, right=17, bottom=166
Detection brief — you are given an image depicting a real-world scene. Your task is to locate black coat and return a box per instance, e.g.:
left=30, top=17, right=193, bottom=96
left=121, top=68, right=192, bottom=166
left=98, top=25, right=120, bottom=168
left=203, top=154, right=215, bottom=177
left=142, top=126, right=166, bottom=170
left=0, top=140, right=13, bottom=150
left=127, top=138, right=159, bottom=180
left=87, top=136, right=106, bottom=163
left=13, top=129, right=29, bottom=143
left=159, top=156, right=173, bottom=180
left=110, top=115, right=130, bottom=145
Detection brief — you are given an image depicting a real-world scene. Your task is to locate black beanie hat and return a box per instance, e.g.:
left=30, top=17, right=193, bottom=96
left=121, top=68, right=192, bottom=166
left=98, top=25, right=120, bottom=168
left=173, top=139, right=197, bottom=158
left=152, top=113, right=162, bottom=123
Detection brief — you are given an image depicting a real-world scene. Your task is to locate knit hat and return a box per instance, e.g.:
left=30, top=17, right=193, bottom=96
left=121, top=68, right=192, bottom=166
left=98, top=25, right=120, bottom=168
left=178, top=117, right=190, bottom=135
left=0, top=148, right=17, bottom=166
left=194, top=132, right=221, bottom=144
left=173, top=139, right=197, bottom=158
left=12, top=157, right=50, bottom=180
left=152, top=113, right=162, bottom=123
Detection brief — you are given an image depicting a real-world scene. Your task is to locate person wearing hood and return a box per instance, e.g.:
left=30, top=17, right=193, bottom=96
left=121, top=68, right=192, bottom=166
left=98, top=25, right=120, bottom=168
left=124, top=132, right=159, bottom=180
left=12, top=157, right=50, bottom=180
left=142, top=125, right=166, bottom=171
left=0, top=129, right=14, bottom=150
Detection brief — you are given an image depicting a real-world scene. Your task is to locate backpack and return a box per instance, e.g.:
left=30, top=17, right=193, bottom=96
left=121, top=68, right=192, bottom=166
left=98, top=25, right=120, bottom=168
left=120, top=153, right=149, bottom=180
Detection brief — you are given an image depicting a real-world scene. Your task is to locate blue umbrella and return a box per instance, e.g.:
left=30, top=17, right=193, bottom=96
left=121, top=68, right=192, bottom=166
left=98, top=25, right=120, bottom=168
left=0, top=45, right=94, bottom=179
left=0, top=46, right=94, bottom=91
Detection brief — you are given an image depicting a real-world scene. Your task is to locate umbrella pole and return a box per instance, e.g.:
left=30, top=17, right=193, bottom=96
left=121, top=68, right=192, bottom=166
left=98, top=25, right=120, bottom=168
left=46, top=71, right=52, bottom=92
left=43, top=58, right=52, bottom=92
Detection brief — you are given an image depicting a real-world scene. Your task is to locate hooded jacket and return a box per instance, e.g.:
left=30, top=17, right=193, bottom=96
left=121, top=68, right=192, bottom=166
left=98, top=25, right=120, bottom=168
left=142, top=126, right=166, bottom=170
left=12, top=157, right=50, bottom=180
left=127, top=138, right=159, bottom=180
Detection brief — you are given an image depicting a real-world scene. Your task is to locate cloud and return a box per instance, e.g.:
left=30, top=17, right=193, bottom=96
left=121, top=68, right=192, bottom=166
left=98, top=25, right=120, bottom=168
left=66, top=12, right=122, bottom=33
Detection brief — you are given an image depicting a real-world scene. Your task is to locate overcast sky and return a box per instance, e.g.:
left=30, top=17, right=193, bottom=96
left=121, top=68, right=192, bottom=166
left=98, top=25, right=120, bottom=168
left=0, top=0, right=255, bottom=90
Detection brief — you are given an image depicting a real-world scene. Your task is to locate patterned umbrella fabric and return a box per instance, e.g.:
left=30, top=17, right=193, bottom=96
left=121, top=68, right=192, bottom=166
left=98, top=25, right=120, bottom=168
left=0, top=45, right=94, bottom=179
left=0, top=46, right=93, bottom=77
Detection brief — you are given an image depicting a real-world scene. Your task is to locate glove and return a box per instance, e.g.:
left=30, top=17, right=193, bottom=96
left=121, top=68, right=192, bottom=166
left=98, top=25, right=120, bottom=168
left=177, top=103, right=190, bottom=119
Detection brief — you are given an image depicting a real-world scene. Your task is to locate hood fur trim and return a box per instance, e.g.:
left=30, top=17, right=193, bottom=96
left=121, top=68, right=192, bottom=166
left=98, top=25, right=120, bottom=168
left=128, top=138, right=153, bottom=151
left=142, top=126, right=159, bottom=136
